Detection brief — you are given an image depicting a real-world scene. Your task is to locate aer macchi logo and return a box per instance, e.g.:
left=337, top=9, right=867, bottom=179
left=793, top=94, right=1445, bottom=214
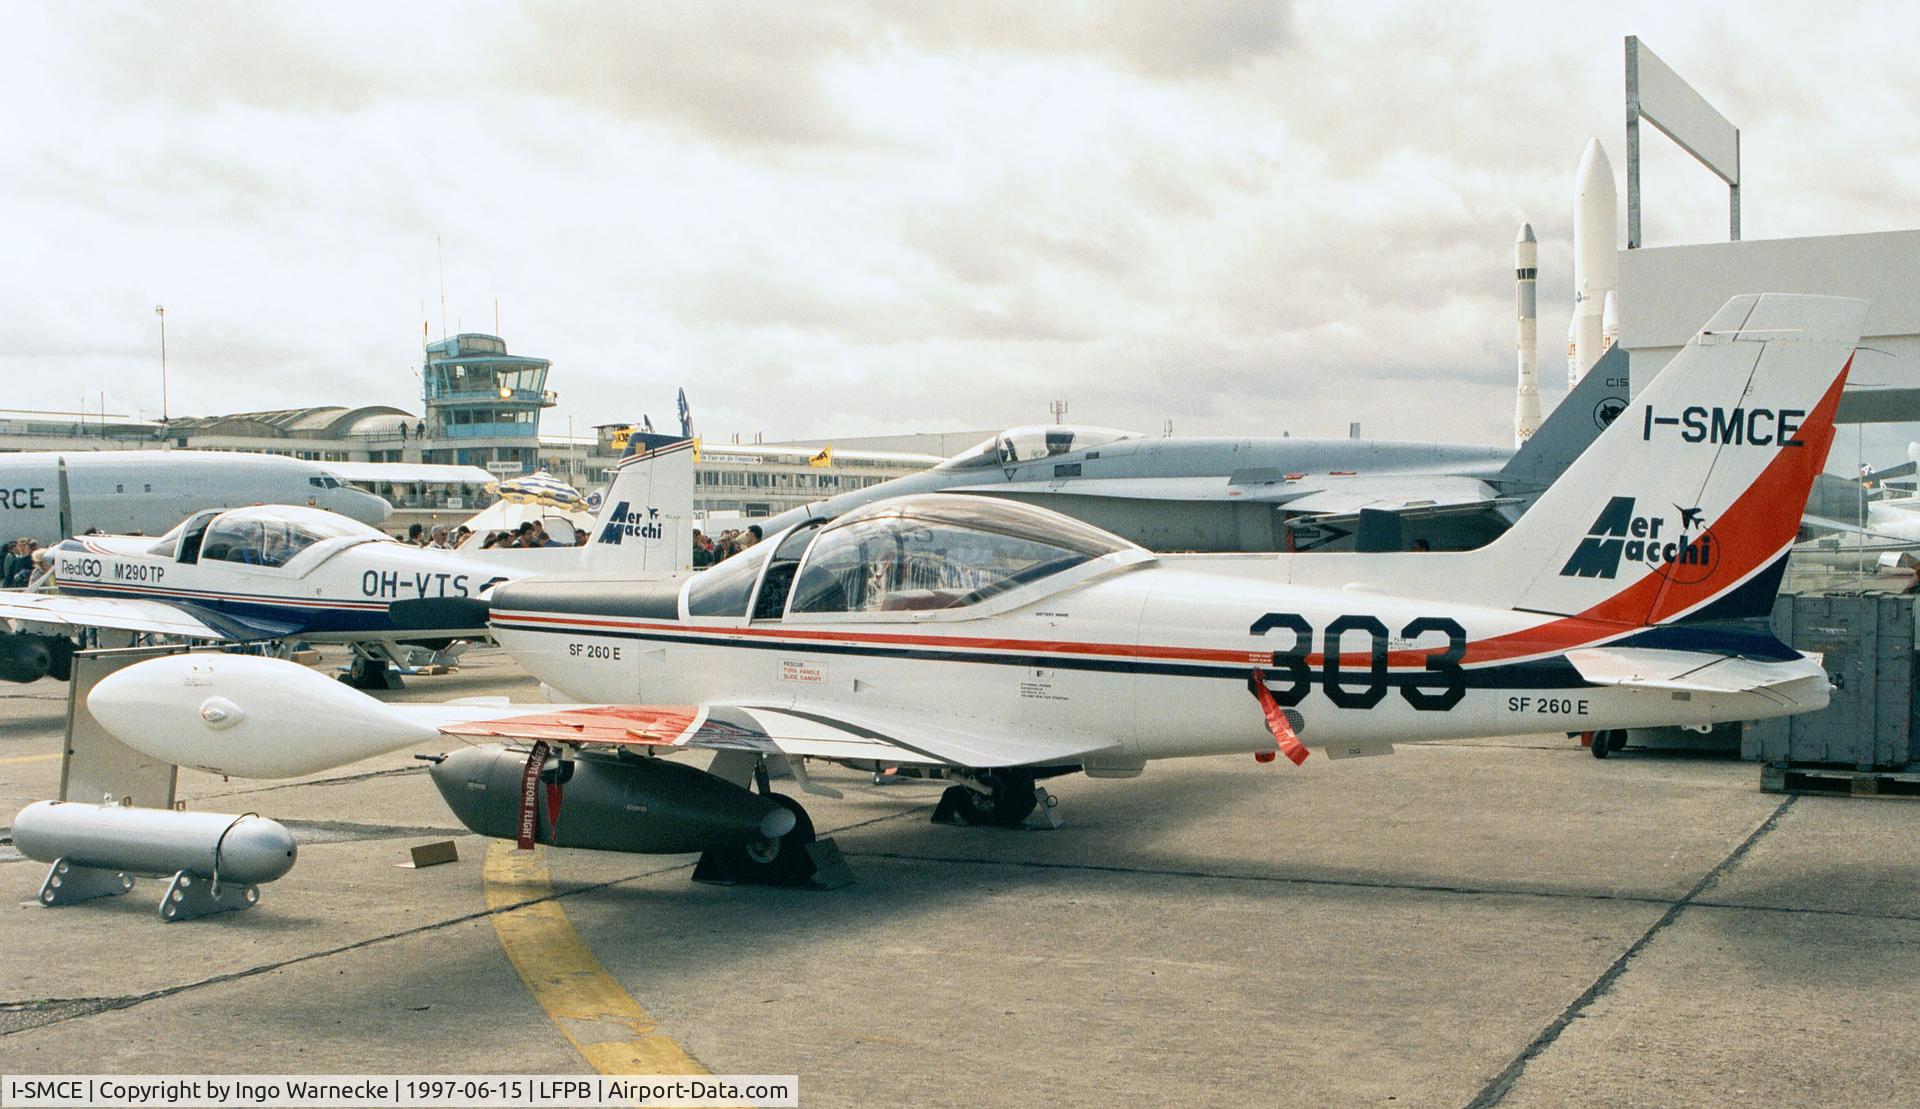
left=1558, top=497, right=1717, bottom=583
left=596, top=502, right=664, bottom=545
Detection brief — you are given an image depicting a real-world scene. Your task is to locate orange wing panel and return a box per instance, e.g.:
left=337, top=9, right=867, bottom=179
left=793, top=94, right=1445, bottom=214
left=439, top=705, right=701, bottom=746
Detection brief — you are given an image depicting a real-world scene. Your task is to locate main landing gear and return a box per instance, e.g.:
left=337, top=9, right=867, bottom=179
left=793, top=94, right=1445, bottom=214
left=932, top=768, right=1060, bottom=829
left=695, top=757, right=851, bottom=888
left=1587, top=729, right=1627, bottom=759
left=340, top=644, right=402, bottom=690
left=719, top=792, right=818, bottom=885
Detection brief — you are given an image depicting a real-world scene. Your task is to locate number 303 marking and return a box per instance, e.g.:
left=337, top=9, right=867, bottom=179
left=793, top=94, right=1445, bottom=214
left=1248, top=613, right=1466, bottom=711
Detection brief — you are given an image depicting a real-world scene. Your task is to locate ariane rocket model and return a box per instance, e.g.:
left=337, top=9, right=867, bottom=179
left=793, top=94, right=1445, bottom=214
left=1514, top=221, right=1541, bottom=445
left=1570, top=138, right=1619, bottom=387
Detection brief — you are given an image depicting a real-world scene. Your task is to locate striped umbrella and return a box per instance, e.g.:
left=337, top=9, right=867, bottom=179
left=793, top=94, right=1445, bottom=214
left=486, top=470, right=589, bottom=511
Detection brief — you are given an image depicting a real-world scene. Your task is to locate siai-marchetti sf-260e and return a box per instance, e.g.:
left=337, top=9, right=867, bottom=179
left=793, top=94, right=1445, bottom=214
left=87, top=295, right=1862, bottom=884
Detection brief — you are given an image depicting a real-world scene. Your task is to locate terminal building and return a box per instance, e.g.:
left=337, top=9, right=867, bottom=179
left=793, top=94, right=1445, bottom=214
left=0, top=333, right=964, bottom=531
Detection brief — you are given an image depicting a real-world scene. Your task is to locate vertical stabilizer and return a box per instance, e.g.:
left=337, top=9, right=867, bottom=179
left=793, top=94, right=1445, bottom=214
left=1488, top=294, right=1864, bottom=626
left=582, top=439, right=695, bottom=575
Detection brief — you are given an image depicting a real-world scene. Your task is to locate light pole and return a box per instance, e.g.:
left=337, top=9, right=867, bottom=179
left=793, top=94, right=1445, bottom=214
left=154, top=305, right=168, bottom=423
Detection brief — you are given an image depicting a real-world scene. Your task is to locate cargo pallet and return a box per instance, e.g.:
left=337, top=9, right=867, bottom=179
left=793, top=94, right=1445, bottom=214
left=1760, top=764, right=1920, bottom=798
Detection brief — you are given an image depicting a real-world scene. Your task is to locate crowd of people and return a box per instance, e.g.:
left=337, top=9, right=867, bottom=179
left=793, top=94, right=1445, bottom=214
left=692, top=524, right=760, bottom=568
left=400, top=520, right=588, bottom=550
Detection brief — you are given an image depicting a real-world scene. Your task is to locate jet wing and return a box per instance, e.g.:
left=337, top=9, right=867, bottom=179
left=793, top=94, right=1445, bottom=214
left=0, top=591, right=237, bottom=640
left=944, top=474, right=1505, bottom=515
left=1565, top=647, right=1829, bottom=703
left=1268, top=476, right=1504, bottom=518
left=439, top=700, right=1120, bottom=769
left=944, top=476, right=1297, bottom=503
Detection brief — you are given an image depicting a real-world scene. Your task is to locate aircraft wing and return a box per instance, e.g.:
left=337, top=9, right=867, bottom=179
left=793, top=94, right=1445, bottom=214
left=1266, top=475, right=1504, bottom=518
left=0, top=591, right=238, bottom=640
left=942, top=473, right=1506, bottom=514
left=439, top=700, right=1121, bottom=769
left=1565, top=647, right=1829, bottom=703
left=944, top=475, right=1299, bottom=503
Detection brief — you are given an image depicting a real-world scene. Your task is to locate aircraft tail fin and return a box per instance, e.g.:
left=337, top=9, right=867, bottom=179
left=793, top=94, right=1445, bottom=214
left=1497, top=345, right=1631, bottom=490
left=580, top=438, right=695, bottom=575
left=1475, top=294, right=1864, bottom=628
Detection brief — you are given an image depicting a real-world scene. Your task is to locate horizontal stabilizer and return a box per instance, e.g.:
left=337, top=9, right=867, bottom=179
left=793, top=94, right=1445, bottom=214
left=1566, top=647, right=1828, bottom=706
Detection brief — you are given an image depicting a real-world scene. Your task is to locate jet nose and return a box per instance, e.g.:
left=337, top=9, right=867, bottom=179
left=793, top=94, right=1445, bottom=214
left=335, top=489, right=393, bottom=525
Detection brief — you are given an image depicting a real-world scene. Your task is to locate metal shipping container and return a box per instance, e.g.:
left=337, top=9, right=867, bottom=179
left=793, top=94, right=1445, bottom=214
left=1742, top=592, right=1917, bottom=771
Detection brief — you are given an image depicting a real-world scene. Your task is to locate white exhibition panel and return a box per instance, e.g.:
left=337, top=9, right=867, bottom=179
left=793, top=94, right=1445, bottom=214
left=1617, top=230, right=1920, bottom=406
left=1629, top=37, right=1740, bottom=185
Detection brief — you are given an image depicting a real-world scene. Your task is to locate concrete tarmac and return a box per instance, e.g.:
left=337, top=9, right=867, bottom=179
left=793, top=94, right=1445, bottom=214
left=1, top=647, right=1916, bottom=1106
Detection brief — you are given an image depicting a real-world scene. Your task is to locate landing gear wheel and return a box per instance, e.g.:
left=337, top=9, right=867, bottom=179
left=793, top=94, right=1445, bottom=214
left=340, top=656, right=400, bottom=690
left=1590, top=729, right=1624, bottom=759
left=954, top=769, right=1038, bottom=827
left=721, top=794, right=816, bottom=885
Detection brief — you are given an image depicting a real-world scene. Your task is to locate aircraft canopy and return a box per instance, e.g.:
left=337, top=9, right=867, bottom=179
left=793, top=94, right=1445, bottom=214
left=936, top=425, right=1140, bottom=471
left=785, top=494, right=1134, bottom=615
left=197, top=505, right=391, bottom=568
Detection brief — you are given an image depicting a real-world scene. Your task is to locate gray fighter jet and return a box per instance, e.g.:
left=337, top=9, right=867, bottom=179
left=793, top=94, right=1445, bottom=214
left=764, top=349, right=1633, bottom=552
left=765, top=347, right=1866, bottom=553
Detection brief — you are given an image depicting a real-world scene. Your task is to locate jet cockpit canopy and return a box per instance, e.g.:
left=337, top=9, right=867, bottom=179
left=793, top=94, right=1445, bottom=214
left=935, top=425, right=1140, bottom=471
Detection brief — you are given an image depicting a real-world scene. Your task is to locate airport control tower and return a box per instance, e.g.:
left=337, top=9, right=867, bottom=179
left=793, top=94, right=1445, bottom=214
left=418, top=333, right=556, bottom=476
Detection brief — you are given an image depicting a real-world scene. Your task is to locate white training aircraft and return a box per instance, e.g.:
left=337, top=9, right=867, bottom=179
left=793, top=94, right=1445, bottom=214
left=88, top=295, right=1859, bottom=885
left=0, top=442, right=694, bottom=685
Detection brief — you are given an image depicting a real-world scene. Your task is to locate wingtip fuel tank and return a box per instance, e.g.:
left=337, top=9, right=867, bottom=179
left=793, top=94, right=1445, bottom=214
left=88, top=654, right=439, bottom=778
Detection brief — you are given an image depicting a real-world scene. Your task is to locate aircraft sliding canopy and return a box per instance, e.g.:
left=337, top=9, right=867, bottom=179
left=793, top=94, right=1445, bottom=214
left=936, top=425, right=1140, bottom=471
left=193, top=505, right=392, bottom=568
left=685, top=494, right=1145, bottom=620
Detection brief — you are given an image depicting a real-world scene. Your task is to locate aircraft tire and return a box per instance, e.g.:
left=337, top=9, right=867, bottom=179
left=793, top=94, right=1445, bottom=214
left=1590, top=730, right=1619, bottom=759
left=956, top=769, right=1038, bottom=826
left=720, top=793, right=816, bottom=885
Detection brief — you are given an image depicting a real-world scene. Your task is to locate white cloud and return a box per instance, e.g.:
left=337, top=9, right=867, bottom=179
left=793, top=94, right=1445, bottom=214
left=0, top=0, right=1915, bottom=455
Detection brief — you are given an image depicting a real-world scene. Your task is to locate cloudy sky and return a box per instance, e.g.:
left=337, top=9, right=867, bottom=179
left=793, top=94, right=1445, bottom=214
left=3, top=1, right=1915, bottom=449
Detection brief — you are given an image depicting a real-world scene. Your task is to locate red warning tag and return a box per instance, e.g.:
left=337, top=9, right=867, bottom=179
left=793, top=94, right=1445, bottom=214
left=1247, top=671, right=1309, bottom=766
left=517, top=740, right=550, bottom=850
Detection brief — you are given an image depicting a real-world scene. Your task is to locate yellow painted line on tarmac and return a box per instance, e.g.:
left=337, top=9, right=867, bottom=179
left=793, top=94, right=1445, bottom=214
left=483, top=841, right=709, bottom=1075
left=0, top=752, right=60, bottom=766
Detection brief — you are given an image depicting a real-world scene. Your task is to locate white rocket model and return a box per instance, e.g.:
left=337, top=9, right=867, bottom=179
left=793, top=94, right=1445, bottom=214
left=1514, top=222, right=1541, bottom=445
left=1570, top=138, right=1619, bottom=387
left=1602, top=290, right=1620, bottom=352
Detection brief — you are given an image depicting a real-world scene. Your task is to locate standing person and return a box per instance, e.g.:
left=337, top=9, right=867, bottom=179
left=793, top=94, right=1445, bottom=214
left=427, top=525, right=450, bottom=549
left=3, top=538, right=34, bottom=588
left=452, top=525, right=472, bottom=548
left=572, top=526, right=589, bottom=547
left=407, top=523, right=424, bottom=546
